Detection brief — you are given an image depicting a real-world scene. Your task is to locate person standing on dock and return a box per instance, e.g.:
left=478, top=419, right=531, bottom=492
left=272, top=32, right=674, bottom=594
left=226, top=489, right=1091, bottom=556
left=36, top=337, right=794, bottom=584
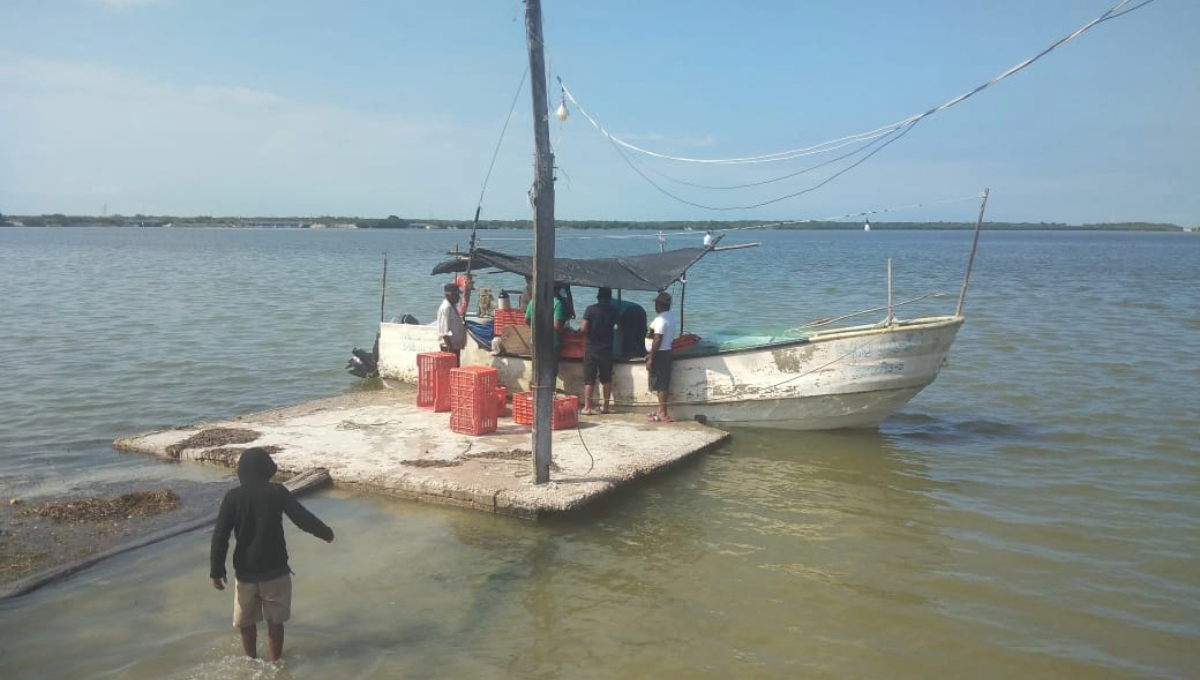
left=210, top=447, right=335, bottom=663
left=579, top=287, right=619, bottom=415
left=437, top=281, right=467, bottom=363
left=645, top=291, right=676, bottom=422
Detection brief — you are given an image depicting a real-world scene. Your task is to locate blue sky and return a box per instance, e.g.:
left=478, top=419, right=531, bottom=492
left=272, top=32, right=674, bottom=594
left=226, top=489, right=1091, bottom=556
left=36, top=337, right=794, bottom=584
left=2, top=0, right=1197, bottom=225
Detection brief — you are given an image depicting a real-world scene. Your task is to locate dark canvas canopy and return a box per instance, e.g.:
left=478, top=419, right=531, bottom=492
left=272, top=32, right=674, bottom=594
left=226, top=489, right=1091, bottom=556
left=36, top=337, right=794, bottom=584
left=431, top=246, right=719, bottom=292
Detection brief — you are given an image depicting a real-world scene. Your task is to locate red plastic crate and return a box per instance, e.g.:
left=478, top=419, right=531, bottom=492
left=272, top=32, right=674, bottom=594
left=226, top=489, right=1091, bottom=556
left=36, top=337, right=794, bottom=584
left=559, top=330, right=584, bottom=359
left=513, top=391, right=533, bottom=425
left=416, top=351, right=457, bottom=411
left=552, top=394, right=579, bottom=430
left=450, top=402, right=497, bottom=435
left=493, top=386, right=507, bottom=418
left=493, top=308, right=526, bottom=336
left=511, top=392, right=578, bottom=429
left=449, top=366, right=499, bottom=435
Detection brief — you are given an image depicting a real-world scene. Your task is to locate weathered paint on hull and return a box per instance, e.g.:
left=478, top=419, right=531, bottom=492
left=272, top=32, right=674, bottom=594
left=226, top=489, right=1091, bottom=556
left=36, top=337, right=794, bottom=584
left=377, top=316, right=962, bottom=431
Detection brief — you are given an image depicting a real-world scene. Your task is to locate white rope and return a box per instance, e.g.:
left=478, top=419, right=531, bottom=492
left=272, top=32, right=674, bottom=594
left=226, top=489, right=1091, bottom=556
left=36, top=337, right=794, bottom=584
left=562, top=85, right=908, bottom=165
left=559, top=0, right=1152, bottom=166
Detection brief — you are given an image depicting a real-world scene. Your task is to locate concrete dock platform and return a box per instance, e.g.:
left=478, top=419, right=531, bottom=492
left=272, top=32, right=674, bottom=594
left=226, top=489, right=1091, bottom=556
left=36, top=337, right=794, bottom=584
left=113, top=388, right=730, bottom=519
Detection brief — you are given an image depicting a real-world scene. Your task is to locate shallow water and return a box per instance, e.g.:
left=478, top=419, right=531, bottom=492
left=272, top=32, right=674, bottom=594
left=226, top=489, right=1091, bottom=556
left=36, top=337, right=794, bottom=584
left=0, top=227, right=1197, bottom=678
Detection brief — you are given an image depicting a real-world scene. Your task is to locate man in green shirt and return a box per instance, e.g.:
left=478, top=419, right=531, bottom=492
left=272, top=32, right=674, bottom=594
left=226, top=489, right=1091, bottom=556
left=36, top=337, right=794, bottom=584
left=525, top=285, right=569, bottom=350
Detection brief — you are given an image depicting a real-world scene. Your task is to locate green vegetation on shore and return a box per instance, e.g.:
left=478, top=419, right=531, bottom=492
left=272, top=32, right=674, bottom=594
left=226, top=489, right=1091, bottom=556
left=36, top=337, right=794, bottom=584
left=0, top=212, right=1190, bottom=231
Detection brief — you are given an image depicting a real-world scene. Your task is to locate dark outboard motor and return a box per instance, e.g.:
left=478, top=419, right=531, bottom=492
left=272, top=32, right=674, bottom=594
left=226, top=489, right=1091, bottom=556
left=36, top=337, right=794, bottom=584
left=346, top=347, right=378, bottom=378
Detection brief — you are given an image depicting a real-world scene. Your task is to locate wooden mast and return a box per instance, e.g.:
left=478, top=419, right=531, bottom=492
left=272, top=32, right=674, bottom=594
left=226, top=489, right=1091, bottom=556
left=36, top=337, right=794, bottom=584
left=955, top=187, right=989, bottom=317
left=525, top=0, right=555, bottom=484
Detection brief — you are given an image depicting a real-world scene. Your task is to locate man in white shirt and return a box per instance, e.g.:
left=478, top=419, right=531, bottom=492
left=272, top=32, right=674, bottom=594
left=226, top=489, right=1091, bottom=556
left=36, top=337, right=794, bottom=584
left=437, top=282, right=467, bottom=362
left=645, top=291, right=676, bottom=422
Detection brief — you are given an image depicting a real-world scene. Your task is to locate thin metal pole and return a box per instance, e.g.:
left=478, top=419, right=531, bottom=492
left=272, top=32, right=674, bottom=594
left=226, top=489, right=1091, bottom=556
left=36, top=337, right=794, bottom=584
left=678, top=274, right=687, bottom=335
left=370, top=253, right=388, bottom=369
left=886, top=258, right=893, bottom=325
left=526, top=0, right=555, bottom=484
left=955, top=188, right=990, bottom=317
left=379, top=253, right=388, bottom=323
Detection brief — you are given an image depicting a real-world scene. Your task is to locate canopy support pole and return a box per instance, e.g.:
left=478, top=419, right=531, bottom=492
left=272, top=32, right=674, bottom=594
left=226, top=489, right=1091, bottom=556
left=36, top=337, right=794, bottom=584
left=526, top=0, right=555, bottom=484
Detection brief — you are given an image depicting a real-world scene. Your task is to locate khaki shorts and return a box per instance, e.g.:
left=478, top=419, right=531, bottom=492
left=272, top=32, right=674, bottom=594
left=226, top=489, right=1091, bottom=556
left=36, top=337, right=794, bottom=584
left=233, top=574, right=292, bottom=628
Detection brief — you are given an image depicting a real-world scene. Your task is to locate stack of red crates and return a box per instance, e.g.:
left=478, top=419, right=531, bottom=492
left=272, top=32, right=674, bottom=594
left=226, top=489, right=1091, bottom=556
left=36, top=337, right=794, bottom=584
left=449, top=366, right=499, bottom=435
left=493, top=308, right=526, bottom=337
left=511, top=392, right=578, bottom=430
left=416, top=351, right=457, bottom=412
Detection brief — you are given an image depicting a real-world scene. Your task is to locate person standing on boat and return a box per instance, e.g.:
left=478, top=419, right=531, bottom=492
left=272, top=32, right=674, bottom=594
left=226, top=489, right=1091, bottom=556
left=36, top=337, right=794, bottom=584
left=525, top=283, right=570, bottom=386
left=210, top=447, right=335, bottom=663
left=645, top=291, right=675, bottom=422
left=579, top=287, right=619, bottom=415
left=437, top=282, right=467, bottom=363
left=525, top=284, right=569, bottom=351
left=703, top=229, right=714, bottom=248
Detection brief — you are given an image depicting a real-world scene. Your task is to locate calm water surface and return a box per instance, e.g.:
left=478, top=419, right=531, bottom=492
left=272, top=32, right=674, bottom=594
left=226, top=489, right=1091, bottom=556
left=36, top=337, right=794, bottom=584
left=0, top=227, right=1197, bottom=679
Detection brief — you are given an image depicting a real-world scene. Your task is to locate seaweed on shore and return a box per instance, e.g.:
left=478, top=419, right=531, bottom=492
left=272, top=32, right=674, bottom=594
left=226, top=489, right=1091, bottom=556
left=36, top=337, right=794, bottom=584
left=165, top=428, right=261, bottom=458
left=18, top=489, right=181, bottom=523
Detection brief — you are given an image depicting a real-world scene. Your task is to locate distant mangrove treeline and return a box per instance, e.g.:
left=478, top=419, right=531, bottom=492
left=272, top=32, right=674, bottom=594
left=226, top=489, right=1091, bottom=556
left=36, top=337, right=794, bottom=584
left=0, top=213, right=1190, bottom=232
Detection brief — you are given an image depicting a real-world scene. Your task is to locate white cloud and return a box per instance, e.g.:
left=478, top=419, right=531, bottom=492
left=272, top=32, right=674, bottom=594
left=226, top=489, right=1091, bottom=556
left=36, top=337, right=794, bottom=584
left=0, top=55, right=499, bottom=217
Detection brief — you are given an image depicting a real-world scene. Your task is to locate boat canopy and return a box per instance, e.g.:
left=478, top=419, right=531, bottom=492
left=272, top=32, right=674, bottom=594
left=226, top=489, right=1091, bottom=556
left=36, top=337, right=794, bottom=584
left=431, top=245, right=722, bottom=292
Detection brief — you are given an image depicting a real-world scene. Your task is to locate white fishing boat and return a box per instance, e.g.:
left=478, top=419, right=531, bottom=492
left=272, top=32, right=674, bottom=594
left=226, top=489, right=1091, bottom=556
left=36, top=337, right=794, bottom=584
left=370, top=205, right=986, bottom=431
left=357, top=0, right=989, bottom=431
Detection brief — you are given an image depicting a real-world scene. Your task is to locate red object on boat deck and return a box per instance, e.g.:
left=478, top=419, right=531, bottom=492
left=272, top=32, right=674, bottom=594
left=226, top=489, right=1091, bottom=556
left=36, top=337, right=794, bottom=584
left=417, top=351, right=458, bottom=411
left=672, top=333, right=701, bottom=353
left=559, top=329, right=584, bottom=358
left=493, top=308, right=526, bottom=336
left=454, top=275, right=470, bottom=316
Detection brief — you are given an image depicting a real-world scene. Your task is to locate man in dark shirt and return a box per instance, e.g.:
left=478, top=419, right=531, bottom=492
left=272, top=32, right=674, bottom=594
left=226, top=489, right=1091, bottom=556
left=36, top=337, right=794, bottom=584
left=210, top=447, right=334, bottom=662
left=579, top=287, right=620, bottom=414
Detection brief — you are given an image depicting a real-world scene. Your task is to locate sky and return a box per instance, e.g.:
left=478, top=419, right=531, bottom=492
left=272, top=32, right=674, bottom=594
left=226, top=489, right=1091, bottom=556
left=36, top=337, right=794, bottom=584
left=2, top=0, right=1197, bottom=226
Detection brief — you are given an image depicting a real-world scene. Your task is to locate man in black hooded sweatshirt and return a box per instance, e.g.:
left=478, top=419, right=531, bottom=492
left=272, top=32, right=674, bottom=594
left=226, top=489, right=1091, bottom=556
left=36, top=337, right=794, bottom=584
left=210, top=447, right=334, bottom=662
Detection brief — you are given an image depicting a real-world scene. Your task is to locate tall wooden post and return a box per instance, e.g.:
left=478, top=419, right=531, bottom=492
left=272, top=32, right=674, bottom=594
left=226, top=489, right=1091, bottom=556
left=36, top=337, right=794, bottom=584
left=526, top=0, right=556, bottom=484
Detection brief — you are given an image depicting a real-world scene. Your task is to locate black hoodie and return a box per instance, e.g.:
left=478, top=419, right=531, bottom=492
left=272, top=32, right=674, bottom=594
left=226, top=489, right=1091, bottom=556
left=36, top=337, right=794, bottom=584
left=210, top=448, right=333, bottom=583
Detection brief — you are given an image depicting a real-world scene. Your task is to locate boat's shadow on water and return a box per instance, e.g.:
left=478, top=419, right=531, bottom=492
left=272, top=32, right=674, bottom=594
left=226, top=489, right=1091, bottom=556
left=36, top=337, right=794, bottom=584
left=883, top=411, right=1033, bottom=443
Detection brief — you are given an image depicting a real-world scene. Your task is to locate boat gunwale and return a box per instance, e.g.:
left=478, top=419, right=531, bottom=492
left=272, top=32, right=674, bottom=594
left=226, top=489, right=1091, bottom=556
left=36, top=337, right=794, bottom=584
left=462, top=313, right=964, bottom=363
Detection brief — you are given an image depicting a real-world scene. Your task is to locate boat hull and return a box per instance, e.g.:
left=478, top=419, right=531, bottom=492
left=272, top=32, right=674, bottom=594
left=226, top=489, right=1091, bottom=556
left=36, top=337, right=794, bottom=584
left=377, top=316, right=962, bottom=430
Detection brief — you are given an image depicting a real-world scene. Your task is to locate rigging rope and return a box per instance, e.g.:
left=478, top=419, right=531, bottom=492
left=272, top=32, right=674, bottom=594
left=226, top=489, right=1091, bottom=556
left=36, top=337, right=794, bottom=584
left=555, top=0, right=1154, bottom=211
left=561, top=0, right=1152, bottom=167
left=475, top=66, right=529, bottom=218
